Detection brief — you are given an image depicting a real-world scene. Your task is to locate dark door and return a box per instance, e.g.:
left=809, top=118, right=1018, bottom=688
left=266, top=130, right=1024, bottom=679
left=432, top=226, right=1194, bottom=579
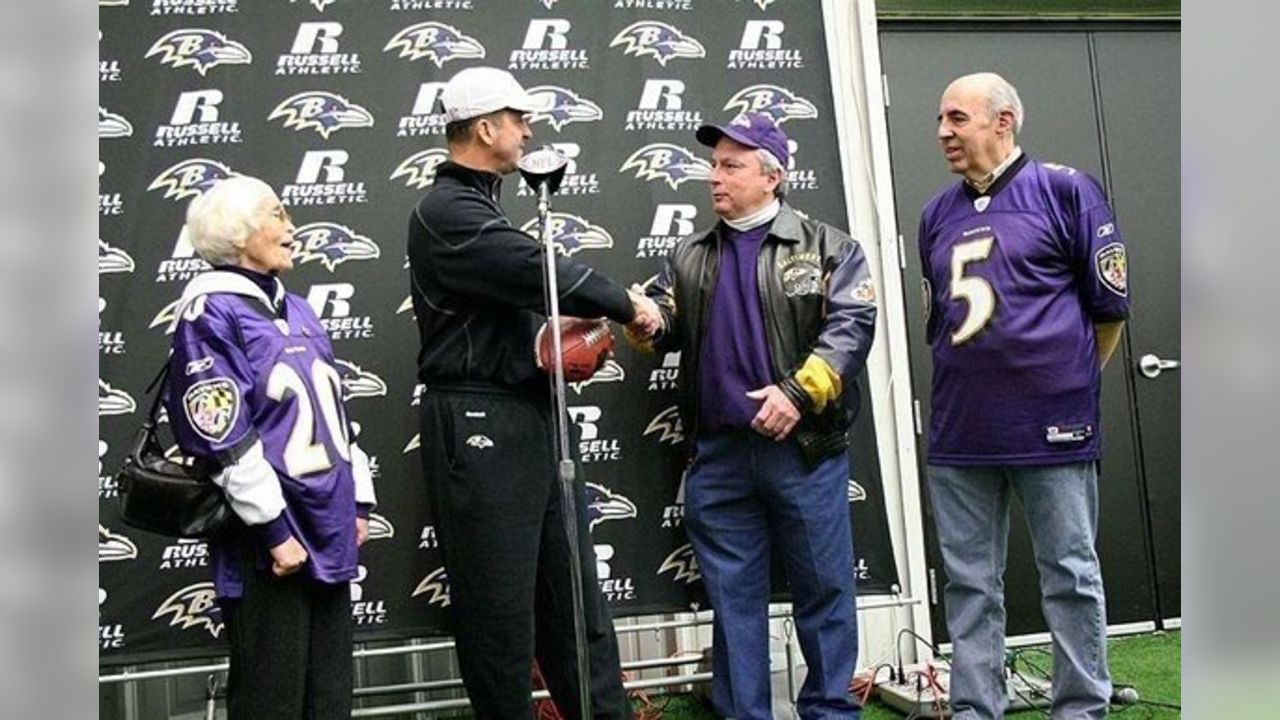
left=1092, top=31, right=1182, bottom=622
left=880, top=26, right=1177, bottom=640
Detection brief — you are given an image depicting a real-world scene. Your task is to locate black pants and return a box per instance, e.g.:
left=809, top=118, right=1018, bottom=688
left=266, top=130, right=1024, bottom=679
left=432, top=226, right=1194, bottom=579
left=419, top=386, right=630, bottom=720
left=222, top=567, right=353, bottom=720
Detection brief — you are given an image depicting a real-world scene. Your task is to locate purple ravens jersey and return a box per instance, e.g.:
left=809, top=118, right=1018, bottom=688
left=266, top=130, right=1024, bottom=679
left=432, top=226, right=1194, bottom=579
left=165, top=271, right=359, bottom=598
left=919, top=156, right=1130, bottom=465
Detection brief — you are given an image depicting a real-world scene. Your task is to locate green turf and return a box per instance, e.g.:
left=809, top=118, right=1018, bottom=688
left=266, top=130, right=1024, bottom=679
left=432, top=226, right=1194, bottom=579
left=647, top=631, right=1180, bottom=719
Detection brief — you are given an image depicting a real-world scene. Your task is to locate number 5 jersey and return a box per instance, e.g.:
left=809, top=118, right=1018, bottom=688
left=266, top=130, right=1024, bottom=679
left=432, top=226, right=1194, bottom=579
left=164, top=270, right=376, bottom=598
left=918, top=155, right=1130, bottom=466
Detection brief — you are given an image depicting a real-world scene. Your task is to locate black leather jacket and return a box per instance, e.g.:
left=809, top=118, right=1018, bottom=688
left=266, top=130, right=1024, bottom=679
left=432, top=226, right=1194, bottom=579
left=647, top=203, right=877, bottom=464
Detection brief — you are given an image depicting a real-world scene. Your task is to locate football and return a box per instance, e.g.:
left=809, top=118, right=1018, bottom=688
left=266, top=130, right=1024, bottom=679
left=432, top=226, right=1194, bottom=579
left=536, top=317, right=614, bottom=382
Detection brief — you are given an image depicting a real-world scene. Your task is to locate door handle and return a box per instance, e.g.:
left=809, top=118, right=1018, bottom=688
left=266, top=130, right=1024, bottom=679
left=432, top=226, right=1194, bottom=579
left=1138, top=353, right=1180, bottom=379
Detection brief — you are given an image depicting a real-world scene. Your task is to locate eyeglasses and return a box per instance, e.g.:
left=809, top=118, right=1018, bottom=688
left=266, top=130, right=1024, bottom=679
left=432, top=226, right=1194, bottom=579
left=269, top=206, right=292, bottom=225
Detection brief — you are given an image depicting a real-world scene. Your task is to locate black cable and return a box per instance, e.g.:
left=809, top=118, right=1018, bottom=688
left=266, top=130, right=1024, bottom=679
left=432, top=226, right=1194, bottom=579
left=895, top=628, right=952, bottom=674
left=1134, top=698, right=1181, bottom=711
left=1006, top=663, right=1052, bottom=718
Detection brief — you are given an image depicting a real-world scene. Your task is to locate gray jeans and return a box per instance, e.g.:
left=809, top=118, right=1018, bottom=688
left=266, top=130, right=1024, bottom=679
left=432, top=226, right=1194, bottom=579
left=927, top=463, right=1112, bottom=719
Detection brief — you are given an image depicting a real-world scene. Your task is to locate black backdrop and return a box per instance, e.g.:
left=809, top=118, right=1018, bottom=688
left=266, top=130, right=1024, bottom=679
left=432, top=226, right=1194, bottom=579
left=98, top=0, right=899, bottom=666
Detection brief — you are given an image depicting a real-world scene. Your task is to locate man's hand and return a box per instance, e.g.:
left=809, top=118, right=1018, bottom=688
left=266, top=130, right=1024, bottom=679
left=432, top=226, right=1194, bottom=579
left=627, top=286, right=663, bottom=339
left=269, top=536, right=308, bottom=577
left=356, top=517, right=369, bottom=547
left=746, top=385, right=801, bottom=441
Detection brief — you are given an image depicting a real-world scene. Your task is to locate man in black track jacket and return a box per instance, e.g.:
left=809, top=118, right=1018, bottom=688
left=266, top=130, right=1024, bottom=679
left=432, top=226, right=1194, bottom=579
left=405, top=65, right=660, bottom=720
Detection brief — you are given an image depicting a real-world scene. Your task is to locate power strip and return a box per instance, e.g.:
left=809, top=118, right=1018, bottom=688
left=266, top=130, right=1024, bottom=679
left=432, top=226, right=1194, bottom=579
left=874, top=664, right=1052, bottom=718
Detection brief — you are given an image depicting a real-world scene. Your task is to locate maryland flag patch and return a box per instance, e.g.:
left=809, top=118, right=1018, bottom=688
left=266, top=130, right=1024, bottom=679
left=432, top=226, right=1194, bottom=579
left=183, top=378, right=240, bottom=443
left=851, top=278, right=877, bottom=305
left=1094, top=242, right=1128, bottom=297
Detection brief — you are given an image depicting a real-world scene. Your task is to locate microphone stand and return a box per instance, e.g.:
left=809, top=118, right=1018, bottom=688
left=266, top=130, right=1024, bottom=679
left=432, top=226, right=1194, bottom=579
left=518, top=148, right=591, bottom=717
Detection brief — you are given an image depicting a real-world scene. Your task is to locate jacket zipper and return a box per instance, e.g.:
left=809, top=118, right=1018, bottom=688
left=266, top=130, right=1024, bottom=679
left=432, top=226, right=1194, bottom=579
left=690, top=232, right=722, bottom=450
left=756, top=239, right=787, bottom=383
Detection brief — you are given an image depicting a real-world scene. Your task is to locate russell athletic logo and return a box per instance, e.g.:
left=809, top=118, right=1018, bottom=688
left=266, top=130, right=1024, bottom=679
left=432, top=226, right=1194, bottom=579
left=99, top=589, right=124, bottom=651
left=391, top=148, right=449, bottom=190
left=636, top=204, right=697, bottom=258
left=150, top=0, right=239, bottom=14
left=305, top=283, right=376, bottom=340
left=390, top=0, right=476, bottom=8
left=520, top=213, right=613, bottom=257
left=269, top=92, right=373, bottom=139
left=727, top=20, right=804, bottom=70
left=610, top=21, right=705, bottom=66
left=99, top=298, right=126, bottom=355
left=100, top=163, right=123, bottom=215
left=510, top=18, right=589, bottom=71
left=615, top=0, right=693, bottom=7
left=145, top=28, right=252, bottom=75
left=397, top=82, right=447, bottom=137
left=724, top=84, right=818, bottom=125
left=158, top=539, right=208, bottom=571
left=625, top=79, right=702, bottom=133
left=282, top=150, right=368, bottom=206
left=277, top=21, right=363, bottom=76
left=154, top=90, right=243, bottom=147
left=148, top=158, right=236, bottom=202
left=620, top=144, right=711, bottom=190
left=384, top=22, right=485, bottom=66
left=100, top=32, right=121, bottom=82
left=525, top=86, right=603, bottom=131
left=399, top=81, right=450, bottom=137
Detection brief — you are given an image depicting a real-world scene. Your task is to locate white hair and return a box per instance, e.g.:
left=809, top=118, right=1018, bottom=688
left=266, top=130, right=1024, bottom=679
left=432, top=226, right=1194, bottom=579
left=956, top=72, right=1025, bottom=134
left=755, top=148, right=789, bottom=199
left=183, top=175, right=277, bottom=267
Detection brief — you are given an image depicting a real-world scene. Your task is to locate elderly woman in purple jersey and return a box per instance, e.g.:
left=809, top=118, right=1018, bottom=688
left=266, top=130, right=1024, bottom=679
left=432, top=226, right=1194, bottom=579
left=165, top=175, right=376, bottom=720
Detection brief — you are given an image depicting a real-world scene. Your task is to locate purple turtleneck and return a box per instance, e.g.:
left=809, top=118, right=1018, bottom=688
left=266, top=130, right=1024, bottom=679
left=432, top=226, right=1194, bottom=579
left=697, top=222, right=775, bottom=432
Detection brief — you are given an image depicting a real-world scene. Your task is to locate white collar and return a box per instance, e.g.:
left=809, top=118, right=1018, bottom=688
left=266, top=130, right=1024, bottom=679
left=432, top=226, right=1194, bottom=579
left=967, top=146, right=1023, bottom=193
left=722, top=199, right=781, bottom=232
left=170, top=271, right=283, bottom=332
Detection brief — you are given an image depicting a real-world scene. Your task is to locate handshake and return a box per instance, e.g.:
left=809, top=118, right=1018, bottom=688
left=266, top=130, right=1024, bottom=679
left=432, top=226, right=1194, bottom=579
left=626, top=284, right=664, bottom=341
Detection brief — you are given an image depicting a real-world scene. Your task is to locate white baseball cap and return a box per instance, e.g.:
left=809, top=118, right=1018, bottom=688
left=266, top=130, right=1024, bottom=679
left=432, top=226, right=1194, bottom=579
left=440, top=66, right=547, bottom=123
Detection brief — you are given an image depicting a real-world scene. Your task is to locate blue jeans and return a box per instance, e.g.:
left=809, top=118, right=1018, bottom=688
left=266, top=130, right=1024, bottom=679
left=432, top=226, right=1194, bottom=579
left=927, top=463, right=1111, bottom=720
left=686, top=431, right=860, bottom=720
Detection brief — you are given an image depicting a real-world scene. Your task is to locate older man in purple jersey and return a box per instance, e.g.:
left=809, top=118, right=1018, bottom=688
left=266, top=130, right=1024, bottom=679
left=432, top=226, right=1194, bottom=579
left=918, top=73, right=1129, bottom=719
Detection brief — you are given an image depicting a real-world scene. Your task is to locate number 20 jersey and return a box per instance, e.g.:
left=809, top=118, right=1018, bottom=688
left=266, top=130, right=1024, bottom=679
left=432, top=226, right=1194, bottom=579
left=165, top=273, right=359, bottom=597
left=918, top=156, right=1130, bottom=465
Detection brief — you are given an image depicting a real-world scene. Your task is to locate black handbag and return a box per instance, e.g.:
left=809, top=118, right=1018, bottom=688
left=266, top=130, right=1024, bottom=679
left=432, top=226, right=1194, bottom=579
left=116, top=362, right=234, bottom=538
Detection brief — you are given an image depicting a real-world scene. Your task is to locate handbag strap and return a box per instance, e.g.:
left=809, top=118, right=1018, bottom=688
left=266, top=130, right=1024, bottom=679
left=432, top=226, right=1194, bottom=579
left=142, top=361, right=171, bottom=429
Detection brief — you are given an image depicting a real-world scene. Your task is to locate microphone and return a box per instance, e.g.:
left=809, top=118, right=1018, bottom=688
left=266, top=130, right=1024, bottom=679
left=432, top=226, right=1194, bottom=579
left=1111, top=685, right=1140, bottom=705
left=518, top=146, right=569, bottom=195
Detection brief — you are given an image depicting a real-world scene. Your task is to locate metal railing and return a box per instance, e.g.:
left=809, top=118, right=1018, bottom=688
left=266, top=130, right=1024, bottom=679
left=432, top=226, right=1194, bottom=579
left=101, top=596, right=922, bottom=717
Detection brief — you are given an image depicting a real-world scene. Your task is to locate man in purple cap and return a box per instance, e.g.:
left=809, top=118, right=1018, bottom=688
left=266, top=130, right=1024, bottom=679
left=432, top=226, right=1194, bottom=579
left=630, top=112, right=876, bottom=718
